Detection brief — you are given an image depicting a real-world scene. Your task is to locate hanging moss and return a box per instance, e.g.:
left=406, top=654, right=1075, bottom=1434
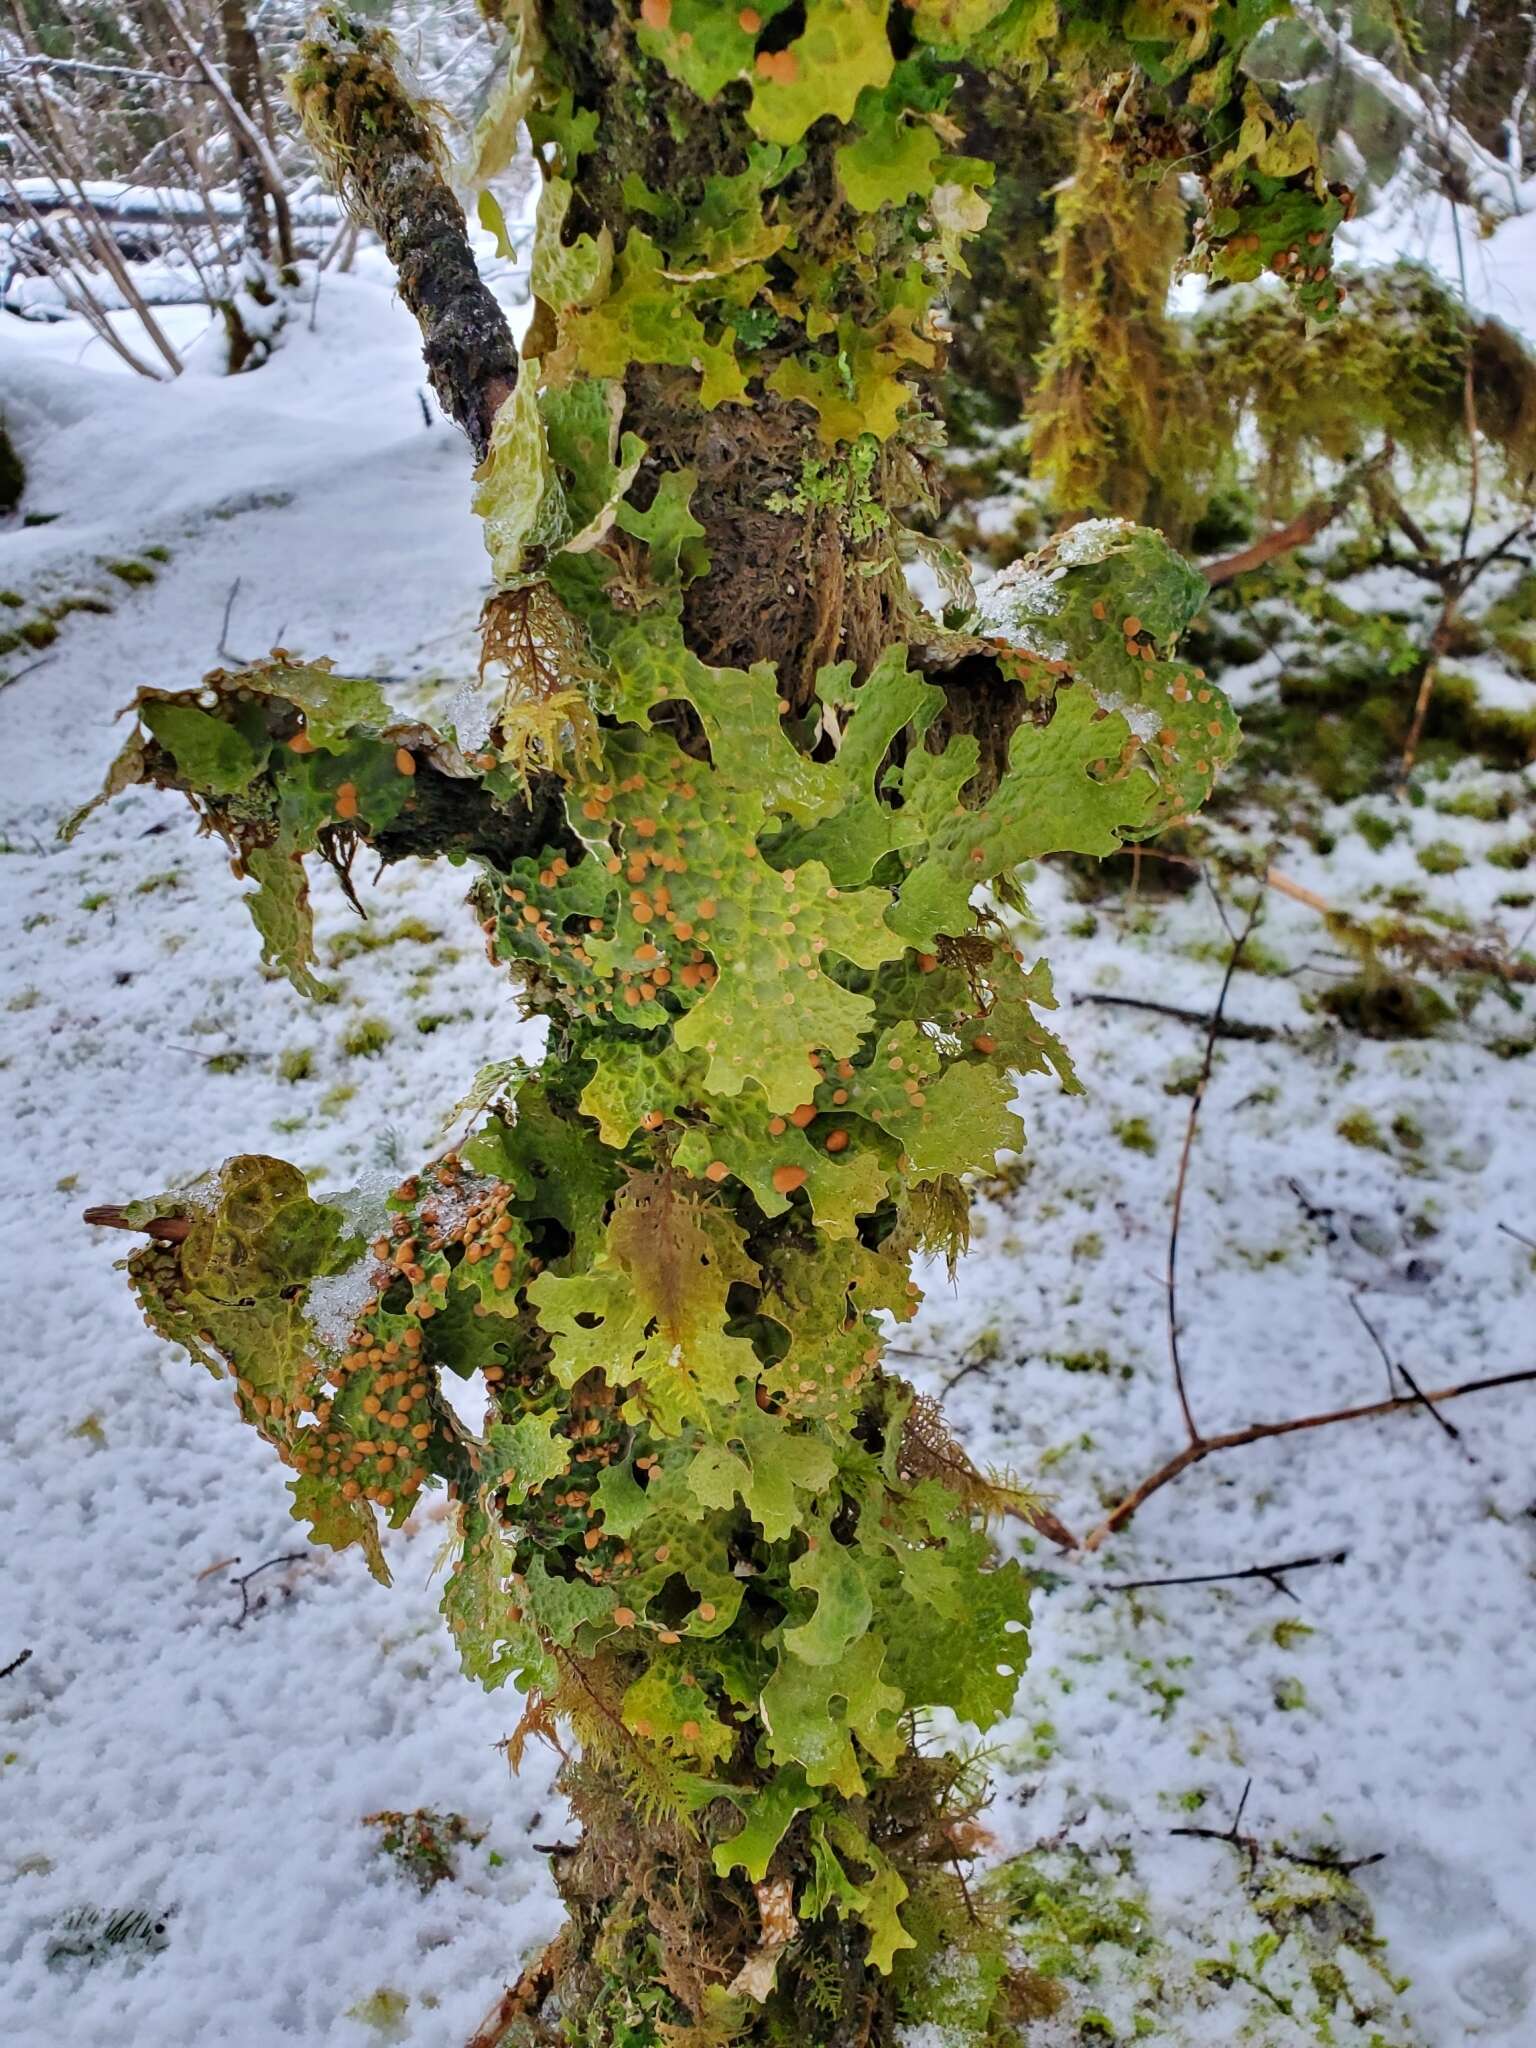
left=1028, top=110, right=1199, bottom=532
left=1191, top=263, right=1536, bottom=512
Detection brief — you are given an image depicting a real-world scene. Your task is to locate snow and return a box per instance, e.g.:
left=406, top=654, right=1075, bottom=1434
left=4, top=226, right=1536, bottom=2047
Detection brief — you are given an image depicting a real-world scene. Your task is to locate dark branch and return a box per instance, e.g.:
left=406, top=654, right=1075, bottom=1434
left=1074, top=993, right=1280, bottom=1041
left=1202, top=444, right=1395, bottom=587
left=1103, top=1550, right=1349, bottom=1599
left=291, top=16, right=518, bottom=462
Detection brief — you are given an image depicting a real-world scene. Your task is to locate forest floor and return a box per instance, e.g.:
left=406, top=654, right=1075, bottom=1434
left=3, top=216, right=1536, bottom=2048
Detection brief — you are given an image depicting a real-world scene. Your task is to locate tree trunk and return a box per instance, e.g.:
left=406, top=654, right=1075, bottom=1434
left=86, top=7, right=1344, bottom=2042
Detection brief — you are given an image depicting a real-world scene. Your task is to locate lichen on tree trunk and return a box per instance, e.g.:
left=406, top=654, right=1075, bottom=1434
left=77, top=4, right=1349, bottom=2043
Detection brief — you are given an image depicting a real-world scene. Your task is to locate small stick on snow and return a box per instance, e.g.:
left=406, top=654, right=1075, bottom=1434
left=217, top=575, right=247, bottom=665
left=1347, top=1293, right=1464, bottom=1447
left=1103, top=1551, right=1348, bottom=1600
left=1, top=1647, right=32, bottom=1681
left=1172, top=1775, right=1384, bottom=1876
left=1075, top=993, right=1280, bottom=1042
left=1498, top=1221, right=1536, bottom=1254
left=1165, top=881, right=1267, bottom=1449
left=229, top=1553, right=312, bottom=1629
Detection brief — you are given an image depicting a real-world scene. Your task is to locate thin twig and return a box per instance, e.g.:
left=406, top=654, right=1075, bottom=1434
left=1103, top=1551, right=1348, bottom=1600
left=1171, top=1777, right=1254, bottom=1863
left=1172, top=1779, right=1384, bottom=1877
left=230, top=1551, right=311, bottom=1628
left=1074, top=993, right=1280, bottom=1042
left=939, top=1336, right=1002, bottom=1396
left=1083, top=1369, right=1536, bottom=1549
left=1347, top=1292, right=1463, bottom=1445
left=0, top=1647, right=32, bottom=1680
left=1498, top=1221, right=1536, bottom=1253
left=0, top=652, right=57, bottom=694
left=217, top=575, right=245, bottom=664
left=1166, top=885, right=1267, bottom=1447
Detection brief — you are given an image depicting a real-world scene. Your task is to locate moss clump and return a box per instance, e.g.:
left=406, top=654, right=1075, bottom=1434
left=1112, top=1116, right=1157, bottom=1155
left=364, top=1808, right=484, bottom=1892
left=1354, top=809, right=1399, bottom=851
left=340, top=1016, right=392, bottom=1058
left=105, top=559, right=158, bottom=586
left=1318, top=972, right=1455, bottom=1039
left=1416, top=838, right=1467, bottom=875
left=279, top=1048, right=315, bottom=1082
left=20, top=618, right=58, bottom=651
left=1336, top=1110, right=1387, bottom=1150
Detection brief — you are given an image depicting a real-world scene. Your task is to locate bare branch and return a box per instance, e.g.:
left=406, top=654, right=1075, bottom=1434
left=1084, top=1369, right=1536, bottom=1550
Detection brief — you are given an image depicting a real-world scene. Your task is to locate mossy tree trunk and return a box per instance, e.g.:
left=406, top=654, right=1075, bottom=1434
left=81, top=5, right=1348, bottom=2044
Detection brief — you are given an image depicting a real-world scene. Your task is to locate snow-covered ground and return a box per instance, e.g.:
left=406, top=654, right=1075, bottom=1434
left=3, top=238, right=1536, bottom=2047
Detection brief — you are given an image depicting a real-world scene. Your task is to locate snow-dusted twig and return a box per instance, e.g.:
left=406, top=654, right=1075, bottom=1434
left=0, top=1646, right=32, bottom=1680
left=1290, top=0, right=1520, bottom=218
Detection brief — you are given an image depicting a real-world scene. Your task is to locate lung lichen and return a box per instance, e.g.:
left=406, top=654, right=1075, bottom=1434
left=70, top=1, right=1345, bottom=2038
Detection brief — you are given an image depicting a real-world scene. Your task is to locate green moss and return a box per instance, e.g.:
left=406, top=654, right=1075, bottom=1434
left=344, top=1987, right=411, bottom=2038
left=1390, top=1111, right=1424, bottom=1151
left=1111, top=1116, right=1157, bottom=1155
left=0, top=590, right=23, bottom=608
left=279, top=1047, right=316, bottom=1082
left=143, top=544, right=173, bottom=563
left=1354, top=809, right=1399, bottom=851
left=19, top=618, right=58, bottom=650
left=327, top=915, right=442, bottom=963
left=1416, top=838, right=1467, bottom=875
left=1273, top=1676, right=1308, bottom=1711
left=1318, top=973, right=1454, bottom=1039
left=365, top=1807, right=484, bottom=1891
left=341, top=1016, right=393, bottom=1058
left=1273, top=1618, right=1315, bottom=1651
left=1488, top=834, right=1535, bottom=870
left=1336, top=1110, right=1386, bottom=1150
left=1049, top=1347, right=1129, bottom=1379
left=105, top=559, right=158, bottom=586
left=1437, top=783, right=1514, bottom=821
